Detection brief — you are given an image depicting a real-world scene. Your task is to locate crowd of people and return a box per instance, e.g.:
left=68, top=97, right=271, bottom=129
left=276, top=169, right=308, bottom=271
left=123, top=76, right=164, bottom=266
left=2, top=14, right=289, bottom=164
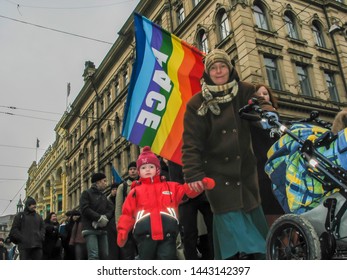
left=3, top=48, right=345, bottom=261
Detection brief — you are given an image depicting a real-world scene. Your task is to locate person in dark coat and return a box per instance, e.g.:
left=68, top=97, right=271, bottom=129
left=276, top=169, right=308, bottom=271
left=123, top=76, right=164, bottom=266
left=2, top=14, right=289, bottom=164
left=68, top=210, right=87, bottom=260
left=80, top=172, right=114, bottom=260
left=106, top=182, right=120, bottom=259
left=0, top=238, right=8, bottom=260
left=43, top=212, right=62, bottom=260
left=182, top=49, right=276, bottom=260
left=115, top=162, right=139, bottom=260
left=251, top=84, right=284, bottom=226
left=168, top=160, right=214, bottom=260
left=9, top=197, right=45, bottom=260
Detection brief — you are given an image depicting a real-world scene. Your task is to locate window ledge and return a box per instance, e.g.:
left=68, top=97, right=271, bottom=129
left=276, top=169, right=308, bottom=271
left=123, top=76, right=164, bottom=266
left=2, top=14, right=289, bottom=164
left=254, top=26, right=278, bottom=37
left=286, top=36, right=308, bottom=46
left=314, top=45, right=334, bottom=54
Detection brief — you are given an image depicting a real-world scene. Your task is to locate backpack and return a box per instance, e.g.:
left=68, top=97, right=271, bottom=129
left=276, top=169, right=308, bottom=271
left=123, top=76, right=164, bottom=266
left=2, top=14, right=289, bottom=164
left=9, top=212, right=24, bottom=244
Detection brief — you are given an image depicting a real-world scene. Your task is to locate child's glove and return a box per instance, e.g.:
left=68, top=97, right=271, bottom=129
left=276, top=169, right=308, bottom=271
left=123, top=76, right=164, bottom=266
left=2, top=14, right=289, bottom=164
left=117, top=230, right=128, bottom=248
left=202, top=177, right=215, bottom=190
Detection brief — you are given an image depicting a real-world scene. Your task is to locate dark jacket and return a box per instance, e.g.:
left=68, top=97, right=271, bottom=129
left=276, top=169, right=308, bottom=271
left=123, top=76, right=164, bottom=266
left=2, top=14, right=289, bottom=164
left=80, top=184, right=114, bottom=231
left=43, top=220, right=61, bottom=259
left=182, top=73, right=274, bottom=214
left=0, top=245, right=8, bottom=260
left=9, top=208, right=45, bottom=249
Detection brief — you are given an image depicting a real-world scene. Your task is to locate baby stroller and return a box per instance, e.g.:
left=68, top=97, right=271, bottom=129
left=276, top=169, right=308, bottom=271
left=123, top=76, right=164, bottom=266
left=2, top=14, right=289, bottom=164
left=239, top=99, right=347, bottom=260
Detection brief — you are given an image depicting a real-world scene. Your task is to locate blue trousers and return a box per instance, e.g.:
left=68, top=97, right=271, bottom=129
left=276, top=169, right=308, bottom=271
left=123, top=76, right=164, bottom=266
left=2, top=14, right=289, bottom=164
left=83, top=230, right=109, bottom=260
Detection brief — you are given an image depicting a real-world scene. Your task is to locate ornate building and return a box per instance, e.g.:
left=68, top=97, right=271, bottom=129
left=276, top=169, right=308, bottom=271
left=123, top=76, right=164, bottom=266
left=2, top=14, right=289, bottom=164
left=26, top=0, right=347, bottom=218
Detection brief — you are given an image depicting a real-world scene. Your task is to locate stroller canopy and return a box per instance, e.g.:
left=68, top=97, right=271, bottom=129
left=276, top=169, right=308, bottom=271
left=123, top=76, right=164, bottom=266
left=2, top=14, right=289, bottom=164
left=265, top=123, right=347, bottom=214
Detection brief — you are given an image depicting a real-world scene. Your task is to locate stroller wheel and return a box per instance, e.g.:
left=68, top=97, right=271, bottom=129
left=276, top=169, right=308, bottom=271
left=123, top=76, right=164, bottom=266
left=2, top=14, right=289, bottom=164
left=266, top=214, right=321, bottom=260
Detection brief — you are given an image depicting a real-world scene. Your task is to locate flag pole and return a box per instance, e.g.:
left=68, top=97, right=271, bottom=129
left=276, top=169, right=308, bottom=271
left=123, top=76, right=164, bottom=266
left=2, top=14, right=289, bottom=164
left=66, top=82, right=71, bottom=110
left=36, top=138, right=40, bottom=162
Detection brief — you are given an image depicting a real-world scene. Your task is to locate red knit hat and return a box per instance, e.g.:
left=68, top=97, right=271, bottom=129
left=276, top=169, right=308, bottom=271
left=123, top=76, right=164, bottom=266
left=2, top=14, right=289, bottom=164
left=136, top=146, right=160, bottom=172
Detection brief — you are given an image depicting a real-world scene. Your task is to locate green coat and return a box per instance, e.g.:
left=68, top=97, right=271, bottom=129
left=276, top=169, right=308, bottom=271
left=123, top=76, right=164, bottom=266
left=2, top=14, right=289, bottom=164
left=182, top=81, right=264, bottom=214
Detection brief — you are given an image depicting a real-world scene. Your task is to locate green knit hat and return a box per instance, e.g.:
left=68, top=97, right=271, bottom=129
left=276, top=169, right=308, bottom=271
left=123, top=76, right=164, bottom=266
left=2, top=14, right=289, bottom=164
left=204, top=49, right=233, bottom=73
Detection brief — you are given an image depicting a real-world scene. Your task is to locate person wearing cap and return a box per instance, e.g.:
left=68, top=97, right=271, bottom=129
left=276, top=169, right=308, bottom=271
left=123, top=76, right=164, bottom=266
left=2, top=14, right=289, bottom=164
left=8, top=196, right=45, bottom=259
left=79, top=172, right=114, bottom=260
left=117, top=146, right=215, bottom=260
left=182, top=48, right=276, bottom=260
left=115, top=161, right=139, bottom=260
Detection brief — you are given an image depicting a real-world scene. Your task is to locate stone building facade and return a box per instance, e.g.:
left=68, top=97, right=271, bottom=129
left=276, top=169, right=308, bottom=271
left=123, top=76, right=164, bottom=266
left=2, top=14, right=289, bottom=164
left=26, top=0, right=347, bottom=219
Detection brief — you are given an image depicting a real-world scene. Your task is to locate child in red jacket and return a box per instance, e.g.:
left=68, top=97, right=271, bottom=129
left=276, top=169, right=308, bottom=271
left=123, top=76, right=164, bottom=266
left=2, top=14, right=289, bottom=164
left=117, top=146, right=214, bottom=260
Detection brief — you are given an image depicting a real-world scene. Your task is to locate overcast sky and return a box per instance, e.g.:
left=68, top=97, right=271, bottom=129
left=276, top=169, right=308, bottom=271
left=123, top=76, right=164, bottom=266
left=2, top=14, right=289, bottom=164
left=0, top=0, right=139, bottom=216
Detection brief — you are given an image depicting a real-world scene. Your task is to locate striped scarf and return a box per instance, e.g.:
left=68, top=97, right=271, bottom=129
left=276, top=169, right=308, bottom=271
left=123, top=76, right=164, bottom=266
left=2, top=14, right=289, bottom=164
left=197, top=79, right=238, bottom=116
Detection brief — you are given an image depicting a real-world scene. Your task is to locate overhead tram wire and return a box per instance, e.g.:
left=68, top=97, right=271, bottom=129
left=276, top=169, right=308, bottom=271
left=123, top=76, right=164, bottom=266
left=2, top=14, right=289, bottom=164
left=1, top=181, right=26, bottom=215
left=0, top=104, right=122, bottom=122
left=4, top=0, right=135, bottom=10
left=0, top=164, right=30, bottom=169
left=0, top=14, right=113, bottom=45
left=0, top=105, right=62, bottom=116
left=0, top=111, right=59, bottom=122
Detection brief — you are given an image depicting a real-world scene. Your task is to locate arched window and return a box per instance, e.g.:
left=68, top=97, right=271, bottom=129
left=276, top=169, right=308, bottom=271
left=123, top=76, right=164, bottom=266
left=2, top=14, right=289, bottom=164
left=217, top=11, right=230, bottom=41
left=253, top=3, right=269, bottom=30
left=197, top=30, right=209, bottom=53
left=312, top=21, right=325, bottom=48
left=284, top=12, right=299, bottom=39
left=177, top=5, right=185, bottom=24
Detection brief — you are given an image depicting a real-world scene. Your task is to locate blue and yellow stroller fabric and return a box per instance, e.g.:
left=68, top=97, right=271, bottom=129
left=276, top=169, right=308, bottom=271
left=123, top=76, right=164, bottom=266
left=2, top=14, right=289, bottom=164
left=265, top=123, right=347, bottom=214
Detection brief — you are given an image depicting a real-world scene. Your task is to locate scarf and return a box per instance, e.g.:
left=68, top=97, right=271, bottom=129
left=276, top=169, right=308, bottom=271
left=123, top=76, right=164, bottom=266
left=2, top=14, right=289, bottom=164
left=197, top=79, right=238, bottom=116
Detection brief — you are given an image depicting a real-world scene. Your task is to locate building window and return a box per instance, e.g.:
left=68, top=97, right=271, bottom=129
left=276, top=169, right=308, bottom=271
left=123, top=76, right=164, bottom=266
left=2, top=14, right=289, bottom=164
left=264, top=56, right=282, bottom=90
left=284, top=12, right=299, bottom=39
left=107, top=125, right=112, bottom=146
left=193, top=0, right=201, bottom=7
left=312, top=21, right=325, bottom=48
left=46, top=204, right=50, bottom=217
left=57, top=194, right=62, bottom=213
left=296, top=65, right=312, bottom=96
left=116, top=155, right=121, bottom=171
left=100, top=132, right=105, bottom=151
left=100, top=99, right=105, bottom=112
left=177, top=5, right=185, bottom=24
left=85, top=148, right=89, bottom=164
left=107, top=92, right=111, bottom=106
left=325, top=72, right=339, bottom=102
left=115, top=82, right=120, bottom=97
left=115, top=116, right=121, bottom=138
left=197, top=30, right=209, bottom=53
left=253, top=3, right=269, bottom=30
left=123, top=72, right=128, bottom=86
left=217, top=11, right=230, bottom=41
left=90, top=143, right=95, bottom=161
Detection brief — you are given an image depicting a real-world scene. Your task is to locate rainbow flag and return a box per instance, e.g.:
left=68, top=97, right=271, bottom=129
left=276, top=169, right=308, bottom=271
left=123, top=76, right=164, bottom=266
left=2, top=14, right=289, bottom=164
left=122, top=13, right=204, bottom=164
